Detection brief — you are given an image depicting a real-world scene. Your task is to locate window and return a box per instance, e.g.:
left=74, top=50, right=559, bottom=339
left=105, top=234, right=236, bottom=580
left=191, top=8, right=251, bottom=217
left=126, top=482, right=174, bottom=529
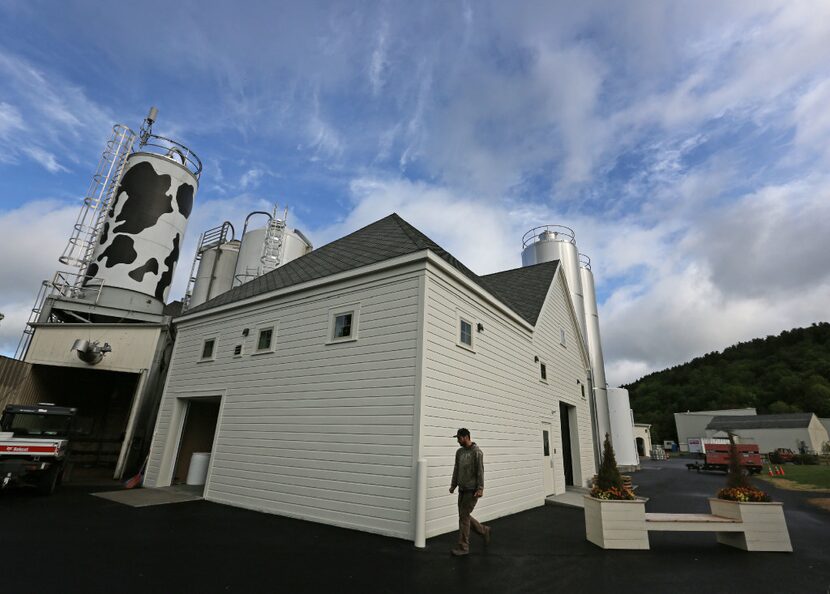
left=334, top=313, right=352, bottom=339
left=540, top=363, right=547, bottom=381
left=580, top=384, right=585, bottom=399
left=327, top=304, right=360, bottom=344
left=200, top=338, right=216, bottom=361
left=560, top=327, right=567, bottom=347
left=542, top=430, right=550, bottom=457
left=459, top=319, right=472, bottom=346
left=257, top=327, right=274, bottom=351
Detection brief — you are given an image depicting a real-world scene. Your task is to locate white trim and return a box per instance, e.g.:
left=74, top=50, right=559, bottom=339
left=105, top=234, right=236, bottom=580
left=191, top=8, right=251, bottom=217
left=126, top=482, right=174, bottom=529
left=198, top=337, right=217, bottom=362
left=326, top=303, right=361, bottom=344
left=252, top=322, right=278, bottom=354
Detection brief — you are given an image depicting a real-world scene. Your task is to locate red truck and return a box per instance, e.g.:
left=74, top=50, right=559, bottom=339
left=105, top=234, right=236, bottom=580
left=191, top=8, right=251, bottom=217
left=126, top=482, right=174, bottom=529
left=686, top=443, right=763, bottom=475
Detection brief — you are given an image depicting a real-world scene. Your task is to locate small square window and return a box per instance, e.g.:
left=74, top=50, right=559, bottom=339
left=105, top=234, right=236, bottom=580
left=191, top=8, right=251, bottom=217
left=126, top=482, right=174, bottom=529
left=334, top=313, right=353, bottom=339
left=540, top=363, right=547, bottom=381
left=460, top=319, right=472, bottom=346
left=257, top=328, right=273, bottom=351
left=327, top=306, right=359, bottom=344
left=201, top=339, right=216, bottom=360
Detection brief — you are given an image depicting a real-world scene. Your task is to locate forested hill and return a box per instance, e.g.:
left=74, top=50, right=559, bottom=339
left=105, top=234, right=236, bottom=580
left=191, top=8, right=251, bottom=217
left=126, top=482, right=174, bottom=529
left=623, top=322, right=830, bottom=442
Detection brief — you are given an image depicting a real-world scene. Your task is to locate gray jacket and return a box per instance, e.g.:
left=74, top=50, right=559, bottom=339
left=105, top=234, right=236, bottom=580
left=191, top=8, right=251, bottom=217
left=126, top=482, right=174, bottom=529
left=451, top=443, right=484, bottom=492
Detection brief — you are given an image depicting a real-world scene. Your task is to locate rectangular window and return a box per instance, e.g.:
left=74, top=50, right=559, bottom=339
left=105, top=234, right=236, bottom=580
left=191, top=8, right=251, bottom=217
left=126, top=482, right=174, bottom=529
left=257, top=328, right=274, bottom=351
left=459, top=319, right=472, bottom=346
left=327, top=305, right=360, bottom=344
left=334, top=313, right=352, bottom=339
left=540, top=363, right=547, bottom=381
left=543, top=430, right=550, bottom=457
left=201, top=339, right=216, bottom=360
left=560, top=327, right=567, bottom=347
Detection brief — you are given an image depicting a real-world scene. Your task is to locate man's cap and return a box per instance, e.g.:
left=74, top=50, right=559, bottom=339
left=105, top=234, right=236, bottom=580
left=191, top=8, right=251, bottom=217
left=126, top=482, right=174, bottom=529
left=453, top=428, right=470, bottom=438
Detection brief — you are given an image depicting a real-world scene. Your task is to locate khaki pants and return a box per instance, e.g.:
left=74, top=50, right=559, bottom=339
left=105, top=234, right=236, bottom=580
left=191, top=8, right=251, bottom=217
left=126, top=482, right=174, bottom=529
left=457, top=491, right=486, bottom=551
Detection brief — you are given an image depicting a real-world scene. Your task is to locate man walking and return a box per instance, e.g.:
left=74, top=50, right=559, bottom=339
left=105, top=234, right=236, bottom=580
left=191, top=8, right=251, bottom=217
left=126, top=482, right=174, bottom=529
left=449, top=428, right=491, bottom=556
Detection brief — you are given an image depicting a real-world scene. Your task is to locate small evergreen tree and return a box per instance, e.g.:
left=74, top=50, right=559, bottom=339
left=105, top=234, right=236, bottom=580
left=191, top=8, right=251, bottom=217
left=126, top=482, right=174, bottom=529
left=596, top=433, right=625, bottom=491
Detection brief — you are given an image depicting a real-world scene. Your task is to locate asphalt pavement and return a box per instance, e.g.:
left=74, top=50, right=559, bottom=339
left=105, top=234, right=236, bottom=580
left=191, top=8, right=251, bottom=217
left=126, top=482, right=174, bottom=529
left=1, top=458, right=828, bottom=594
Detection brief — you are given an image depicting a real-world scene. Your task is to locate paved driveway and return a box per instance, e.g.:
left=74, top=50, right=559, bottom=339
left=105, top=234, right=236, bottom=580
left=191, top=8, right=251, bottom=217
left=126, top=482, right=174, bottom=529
left=1, top=459, right=828, bottom=593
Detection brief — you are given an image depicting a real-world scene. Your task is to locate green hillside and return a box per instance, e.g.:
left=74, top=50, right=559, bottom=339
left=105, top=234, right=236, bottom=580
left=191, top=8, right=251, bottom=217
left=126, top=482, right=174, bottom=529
left=623, top=322, right=830, bottom=442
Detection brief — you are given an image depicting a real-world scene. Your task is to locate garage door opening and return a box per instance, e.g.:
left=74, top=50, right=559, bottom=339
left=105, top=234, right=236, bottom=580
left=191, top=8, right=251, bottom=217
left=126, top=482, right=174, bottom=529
left=172, top=397, right=220, bottom=490
left=29, top=364, right=139, bottom=482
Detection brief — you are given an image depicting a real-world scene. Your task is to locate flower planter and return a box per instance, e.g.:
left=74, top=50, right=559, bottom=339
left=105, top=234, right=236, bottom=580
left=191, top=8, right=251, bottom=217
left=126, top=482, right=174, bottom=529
left=584, top=496, right=649, bottom=549
left=708, top=498, right=792, bottom=552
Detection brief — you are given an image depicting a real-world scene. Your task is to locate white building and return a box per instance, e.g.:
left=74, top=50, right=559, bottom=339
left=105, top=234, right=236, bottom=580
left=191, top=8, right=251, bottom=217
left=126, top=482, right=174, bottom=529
left=633, top=423, right=652, bottom=459
left=143, top=213, right=597, bottom=542
left=674, top=408, right=757, bottom=452
left=706, top=413, right=830, bottom=454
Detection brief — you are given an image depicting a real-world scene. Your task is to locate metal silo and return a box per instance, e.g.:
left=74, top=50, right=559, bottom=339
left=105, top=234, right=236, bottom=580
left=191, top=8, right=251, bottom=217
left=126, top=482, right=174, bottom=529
left=580, top=254, right=611, bottom=443
left=607, top=388, right=639, bottom=468
left=521, top=225, right=586, bottom=338
left=233, top=212, right=272, bottom=286
left=83, top=109, right=201, bottom=312
left=186, top=222, right=240, bottom=310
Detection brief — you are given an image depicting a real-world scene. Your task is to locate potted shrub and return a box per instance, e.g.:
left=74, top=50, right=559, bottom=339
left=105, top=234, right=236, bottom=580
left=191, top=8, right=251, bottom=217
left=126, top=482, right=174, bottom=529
left=708, top=435, right=792, bottom=552
left=584, top=434, right=648, bottom=549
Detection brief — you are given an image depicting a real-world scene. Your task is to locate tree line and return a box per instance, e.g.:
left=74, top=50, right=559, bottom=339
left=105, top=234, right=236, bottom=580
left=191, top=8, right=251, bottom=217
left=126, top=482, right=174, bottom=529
left=623, top=322, right=830, bottom=442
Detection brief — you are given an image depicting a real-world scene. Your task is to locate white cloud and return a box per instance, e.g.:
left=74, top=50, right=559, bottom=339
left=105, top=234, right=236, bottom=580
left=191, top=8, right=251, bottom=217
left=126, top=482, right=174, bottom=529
left=22, top=146, right=69, bottom=173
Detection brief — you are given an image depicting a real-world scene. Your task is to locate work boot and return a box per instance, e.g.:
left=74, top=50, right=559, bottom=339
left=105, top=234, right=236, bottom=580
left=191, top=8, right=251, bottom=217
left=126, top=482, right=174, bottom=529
left=483, top=526, right=492, bottom=546
left=451, top=547, right=469, bottom=556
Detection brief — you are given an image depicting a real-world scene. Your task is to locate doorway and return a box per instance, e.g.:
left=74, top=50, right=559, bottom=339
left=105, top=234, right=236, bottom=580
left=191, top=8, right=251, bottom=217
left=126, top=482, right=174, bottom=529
left=636, top=437, right=646, bottom=457
left=559, top=402, right=574, bottom=486
left=541, top=421, right=555, bottom=495
left=172, top=397, right=220, bottom=486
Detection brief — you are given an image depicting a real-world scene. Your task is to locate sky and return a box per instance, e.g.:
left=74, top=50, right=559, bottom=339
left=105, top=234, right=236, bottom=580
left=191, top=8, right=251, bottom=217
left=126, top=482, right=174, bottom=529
left=0, top=1, right=828, bottom=386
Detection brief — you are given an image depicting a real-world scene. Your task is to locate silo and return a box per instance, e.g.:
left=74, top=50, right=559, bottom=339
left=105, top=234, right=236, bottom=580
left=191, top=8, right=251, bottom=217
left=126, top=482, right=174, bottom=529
left=233, top=213, right=271, bottom=286
left=282, top=229, right=313, bottom=263
left=190, top=240, right=241, bottom=309
left=84, top=134, right=200, bottom=312
left=580, top=254, right=611, bottom=443
left=521, top=226, right=586, bottom=338
left=607, top=388, right=639, bottom=468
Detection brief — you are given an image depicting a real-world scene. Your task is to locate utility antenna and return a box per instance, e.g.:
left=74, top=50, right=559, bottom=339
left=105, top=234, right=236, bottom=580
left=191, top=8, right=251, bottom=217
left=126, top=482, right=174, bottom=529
left=139, top=106, right=158, bottom=147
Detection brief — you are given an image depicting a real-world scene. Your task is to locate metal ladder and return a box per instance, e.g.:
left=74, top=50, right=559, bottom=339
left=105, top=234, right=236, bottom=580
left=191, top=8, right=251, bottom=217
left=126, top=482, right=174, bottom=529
left=58, top=124, right=136, bottom=285
left=260, top=206, right=288, bottom=273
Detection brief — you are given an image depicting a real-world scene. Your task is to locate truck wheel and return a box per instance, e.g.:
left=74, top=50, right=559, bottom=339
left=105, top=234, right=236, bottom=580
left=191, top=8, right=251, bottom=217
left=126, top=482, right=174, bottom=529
left=37, top=465, right=60, bottom=495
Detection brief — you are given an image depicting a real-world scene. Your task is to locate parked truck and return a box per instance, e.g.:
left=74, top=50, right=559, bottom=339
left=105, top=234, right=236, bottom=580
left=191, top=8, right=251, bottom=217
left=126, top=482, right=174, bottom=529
left=0, top=404, right=76, bottom=494
left=686, top=442, right=763, bottom=475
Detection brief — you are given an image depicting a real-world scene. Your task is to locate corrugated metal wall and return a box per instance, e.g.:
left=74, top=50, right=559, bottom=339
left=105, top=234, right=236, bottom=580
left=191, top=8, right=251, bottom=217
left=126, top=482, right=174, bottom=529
left=0, top=356, right=42, bottom=410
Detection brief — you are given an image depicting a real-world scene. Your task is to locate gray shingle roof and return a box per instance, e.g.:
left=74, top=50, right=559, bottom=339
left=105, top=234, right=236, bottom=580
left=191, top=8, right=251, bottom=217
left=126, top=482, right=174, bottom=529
left=707, top=413, right=815, bottom=431
left=183, top=213, right=559, bottom=326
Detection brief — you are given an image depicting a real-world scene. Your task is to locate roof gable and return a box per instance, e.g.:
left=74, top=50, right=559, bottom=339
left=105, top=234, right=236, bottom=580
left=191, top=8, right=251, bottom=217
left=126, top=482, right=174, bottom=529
left=184, top=213, right=558, bottom=326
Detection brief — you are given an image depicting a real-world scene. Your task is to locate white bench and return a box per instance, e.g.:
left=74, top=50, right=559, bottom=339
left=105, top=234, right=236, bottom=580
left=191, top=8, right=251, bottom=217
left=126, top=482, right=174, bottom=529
left=644, top=511, right=792, bottom=552
left=644, top=512, right=744, bottom=532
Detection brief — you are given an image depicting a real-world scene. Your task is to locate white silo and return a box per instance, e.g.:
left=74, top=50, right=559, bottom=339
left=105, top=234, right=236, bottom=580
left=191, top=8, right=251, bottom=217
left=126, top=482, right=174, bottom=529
left=186, top=222, right=240, bottom=310
left=607, top=388, right=639, bottom=468
left=233, top=208, right=312, bottom=287
left=579, top=254, right=611, bottom=443
left=233, top=212, right=272, bottom=286
left=521, top=226, right=586, bottom=338
left=82, top=110, right=201, bottom=313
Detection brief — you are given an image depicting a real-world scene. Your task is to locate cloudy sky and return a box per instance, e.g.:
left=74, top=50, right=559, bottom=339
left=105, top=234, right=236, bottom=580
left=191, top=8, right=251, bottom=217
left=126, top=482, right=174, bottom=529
left=0, top=1, right=828, bottom=385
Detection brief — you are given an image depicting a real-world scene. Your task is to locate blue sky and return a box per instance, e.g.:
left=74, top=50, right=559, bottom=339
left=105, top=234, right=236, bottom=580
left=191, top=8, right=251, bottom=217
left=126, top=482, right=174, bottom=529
left=1, top=1, right=828, bottom=384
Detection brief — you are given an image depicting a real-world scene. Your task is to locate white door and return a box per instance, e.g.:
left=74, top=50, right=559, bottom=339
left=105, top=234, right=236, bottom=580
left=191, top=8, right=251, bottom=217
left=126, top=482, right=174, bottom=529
left=541, top=422, right=555, bottom=495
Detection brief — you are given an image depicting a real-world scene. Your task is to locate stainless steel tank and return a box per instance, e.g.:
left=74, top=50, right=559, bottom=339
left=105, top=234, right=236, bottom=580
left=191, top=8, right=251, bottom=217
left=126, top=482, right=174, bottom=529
left=521, top=225, right=586, bottom=338
left=233, top=225, right=268, bottom=286
left=282, top=229, right=313, bottom=263
left=580, top=255, right=611, bottom=442
left=85, top=148, right=199, bottom=309
left=190, top=240, right=241, bottom=308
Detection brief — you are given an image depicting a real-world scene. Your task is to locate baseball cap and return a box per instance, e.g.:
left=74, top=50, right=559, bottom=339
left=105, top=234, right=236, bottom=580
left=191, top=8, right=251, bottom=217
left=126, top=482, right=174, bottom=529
left=453, top=428, right=470, bottom=438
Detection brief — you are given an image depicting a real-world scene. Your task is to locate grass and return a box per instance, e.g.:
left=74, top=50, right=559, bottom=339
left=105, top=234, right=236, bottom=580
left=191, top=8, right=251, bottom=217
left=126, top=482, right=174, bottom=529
left=757, top=464, right=830, bottom=490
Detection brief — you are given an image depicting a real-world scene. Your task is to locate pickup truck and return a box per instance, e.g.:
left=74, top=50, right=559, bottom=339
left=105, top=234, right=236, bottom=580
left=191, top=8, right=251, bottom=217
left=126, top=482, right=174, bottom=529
left=0, top=403, right=76, bottom=494
left=685, top=443, right=763, bottom=475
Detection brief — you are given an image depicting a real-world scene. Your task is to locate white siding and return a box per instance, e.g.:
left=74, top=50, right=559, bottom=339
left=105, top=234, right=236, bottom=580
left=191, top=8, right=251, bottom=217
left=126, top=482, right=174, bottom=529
left=419, top=263, right=595, bottom=538
left=144, top=265, right=423, bottom=539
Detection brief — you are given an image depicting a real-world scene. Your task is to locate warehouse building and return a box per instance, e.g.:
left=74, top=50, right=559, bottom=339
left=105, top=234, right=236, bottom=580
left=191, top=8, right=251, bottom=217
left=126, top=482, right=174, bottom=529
left=706, top=413, right=830, bottom=454
left=674, top=408, right=757, bottom=452
left=143, top=214, right=597, bottom=542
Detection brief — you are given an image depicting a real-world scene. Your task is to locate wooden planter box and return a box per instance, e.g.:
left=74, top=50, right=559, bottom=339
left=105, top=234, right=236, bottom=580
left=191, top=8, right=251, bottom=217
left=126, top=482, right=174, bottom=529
left=584, top=496, right=649, bottom=549
left=708, top=498, right=792, bottom=552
